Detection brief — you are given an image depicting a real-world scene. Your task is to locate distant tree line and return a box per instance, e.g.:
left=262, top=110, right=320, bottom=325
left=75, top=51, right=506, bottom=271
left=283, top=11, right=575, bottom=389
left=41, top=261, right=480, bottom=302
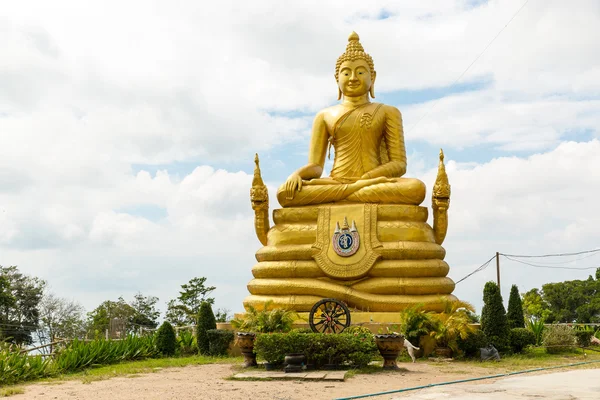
left=522, top=267, right=600, bottom=323
left=0, top=265, right=229, bottom=348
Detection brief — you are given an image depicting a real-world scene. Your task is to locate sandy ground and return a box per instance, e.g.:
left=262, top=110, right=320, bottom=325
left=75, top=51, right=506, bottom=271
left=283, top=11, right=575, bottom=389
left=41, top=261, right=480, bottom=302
left=11, top=362, right=600, bottom=400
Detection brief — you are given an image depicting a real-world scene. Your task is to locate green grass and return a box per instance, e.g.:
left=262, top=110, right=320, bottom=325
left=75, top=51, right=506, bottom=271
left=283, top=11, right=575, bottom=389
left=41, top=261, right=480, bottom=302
left=0, top=387, right=24, bottom=397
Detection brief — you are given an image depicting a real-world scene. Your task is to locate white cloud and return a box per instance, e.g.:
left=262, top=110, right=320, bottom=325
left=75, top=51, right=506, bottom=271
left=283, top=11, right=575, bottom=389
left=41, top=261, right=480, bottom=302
left=1, top=0, right=599, bottom=317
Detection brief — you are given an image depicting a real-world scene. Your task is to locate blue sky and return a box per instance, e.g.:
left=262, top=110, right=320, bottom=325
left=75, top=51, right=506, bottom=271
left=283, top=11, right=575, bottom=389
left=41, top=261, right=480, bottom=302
left=1, top=0, right=599, bottom=319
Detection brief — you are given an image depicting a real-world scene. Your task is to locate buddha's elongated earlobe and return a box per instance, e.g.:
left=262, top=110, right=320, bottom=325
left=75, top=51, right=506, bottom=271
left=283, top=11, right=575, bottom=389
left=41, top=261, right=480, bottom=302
left=370, top=72, right=376, bottom=98
left=337, top=87, right=342, bottom=100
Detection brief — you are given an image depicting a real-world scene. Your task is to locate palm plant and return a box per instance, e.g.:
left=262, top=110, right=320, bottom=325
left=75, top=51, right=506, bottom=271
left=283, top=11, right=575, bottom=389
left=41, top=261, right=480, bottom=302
left=430, top=299, right=477, bottom=354
left=527, top=318, right=545, bottom=346
left=231, top=301, right=297, bottom=333
left=397, top=304, right=434, bottom=346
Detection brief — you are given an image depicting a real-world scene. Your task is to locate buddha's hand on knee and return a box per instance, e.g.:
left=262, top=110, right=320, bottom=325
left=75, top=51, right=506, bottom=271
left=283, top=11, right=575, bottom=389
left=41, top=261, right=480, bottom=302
left=284, top=173, right=303, bottom=200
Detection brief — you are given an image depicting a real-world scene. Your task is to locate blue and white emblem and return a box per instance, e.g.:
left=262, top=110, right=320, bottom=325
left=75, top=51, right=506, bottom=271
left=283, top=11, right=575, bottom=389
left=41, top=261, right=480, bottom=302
left=332, top=217, right=360, bottom=257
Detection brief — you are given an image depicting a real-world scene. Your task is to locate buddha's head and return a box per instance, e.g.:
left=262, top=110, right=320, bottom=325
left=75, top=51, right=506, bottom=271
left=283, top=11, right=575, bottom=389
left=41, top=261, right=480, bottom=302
left=335, top=32, right=376, bottom=100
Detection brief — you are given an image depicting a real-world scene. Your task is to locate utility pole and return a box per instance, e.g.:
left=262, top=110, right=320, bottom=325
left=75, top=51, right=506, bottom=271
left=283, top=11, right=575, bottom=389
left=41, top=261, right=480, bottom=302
left=496, top=251, right=501, bottom=294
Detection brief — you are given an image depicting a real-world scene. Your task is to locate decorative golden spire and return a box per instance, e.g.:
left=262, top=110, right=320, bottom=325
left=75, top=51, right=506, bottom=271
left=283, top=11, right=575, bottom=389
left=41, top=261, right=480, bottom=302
left=252, top=153, right=265, bottom=187
left=433, top=149, right=450, bottom=199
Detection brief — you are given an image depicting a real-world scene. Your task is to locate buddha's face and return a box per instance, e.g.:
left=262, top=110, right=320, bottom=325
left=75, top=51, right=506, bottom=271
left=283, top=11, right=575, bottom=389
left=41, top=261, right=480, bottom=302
left=337, top=59, right=375, bottom=97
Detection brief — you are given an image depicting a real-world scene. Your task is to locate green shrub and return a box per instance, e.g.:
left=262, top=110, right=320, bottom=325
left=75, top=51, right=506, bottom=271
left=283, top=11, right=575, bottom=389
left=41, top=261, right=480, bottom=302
left=543, top=324, right=576, bottom=354
left=289, top=327, right=313, bottom=334
left=481, top=281, right=510, bottom=351
left=231, top=302, right=296, bottom=334
left=397, top=304, right=434, bottom=346
left=55, top=336, right=159, bottom=372
left=574, top=326, right=594, bottom=348
left=197, top=301, right=217, bottom=355
left=507, top=285, right=525, bottom=329
left=527, top=319, right=545, bottom=346
left=0, top=350, right=51, bottom=385
left=155, top=322, right=177, bottom=356
left=254, top=332, right=377, bottom=368
left=457, top=329, right=489, bottom=358
left=345, top=325, right=373, bottom=336
left=510, top=328, right=535, bottom=353
left=177, top=329, right=196, bottom=355
left=206, top=329, right=234, bottom=356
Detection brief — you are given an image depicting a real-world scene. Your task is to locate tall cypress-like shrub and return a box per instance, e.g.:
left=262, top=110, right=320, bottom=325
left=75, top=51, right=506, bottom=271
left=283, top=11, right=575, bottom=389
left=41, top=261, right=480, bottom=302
left=481, top=281, right=510, bottom=351
left=156, top=321, right=177, bottom=356
left=197, top=301, right=217, bottom=355
left=507, top=284, right=525, bottom=329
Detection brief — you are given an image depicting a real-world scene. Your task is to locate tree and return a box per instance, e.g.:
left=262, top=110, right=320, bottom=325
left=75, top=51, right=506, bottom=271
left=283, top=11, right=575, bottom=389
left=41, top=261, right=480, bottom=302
left=155, top=321, right=177, bottom=356
left=507, top=285, right=525, bottom=328
left=87, top=297, right=136, bottom=337
left=215, top=308, right=231, bottom=323
left=480, top=281, right=510, bottom=351
left=596, top=267, right=600, bottom=281
left=196, top=301, right=216, bottom=355
left=130, top=293, right=160, bottom=329
left=0, top=265, right=46, bottom=345
left=522, top=288, right=552, bottom=322
left=35, top=293, right=86, bottom=353
left=542, top=277, right=600, bottom=323
left=165, top=277, right=216, bottom=326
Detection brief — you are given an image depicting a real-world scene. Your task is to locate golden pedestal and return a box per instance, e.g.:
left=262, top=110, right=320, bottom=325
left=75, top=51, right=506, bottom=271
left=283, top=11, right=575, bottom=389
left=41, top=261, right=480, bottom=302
left=243, top=203, right=456, bottom=314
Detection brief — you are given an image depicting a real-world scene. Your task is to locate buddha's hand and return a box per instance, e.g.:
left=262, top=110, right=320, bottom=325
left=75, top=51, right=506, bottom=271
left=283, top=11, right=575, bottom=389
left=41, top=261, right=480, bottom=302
left=283, top=173, right=303, bottom=200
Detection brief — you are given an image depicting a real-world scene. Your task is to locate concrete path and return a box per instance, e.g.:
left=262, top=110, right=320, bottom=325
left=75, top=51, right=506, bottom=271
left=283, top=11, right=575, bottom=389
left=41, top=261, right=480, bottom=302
left=391, top=368, right=600, bottom=399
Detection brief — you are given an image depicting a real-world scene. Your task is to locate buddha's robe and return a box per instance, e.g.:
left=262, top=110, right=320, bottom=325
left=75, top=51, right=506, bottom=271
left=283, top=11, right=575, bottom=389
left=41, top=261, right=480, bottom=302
left=277, top=102, right=426, bottom=207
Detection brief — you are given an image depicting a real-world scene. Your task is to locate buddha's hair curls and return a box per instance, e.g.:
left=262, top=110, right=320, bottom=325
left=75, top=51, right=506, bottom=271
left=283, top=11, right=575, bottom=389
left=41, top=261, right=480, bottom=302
left=335, top=32, right=375, bottom=81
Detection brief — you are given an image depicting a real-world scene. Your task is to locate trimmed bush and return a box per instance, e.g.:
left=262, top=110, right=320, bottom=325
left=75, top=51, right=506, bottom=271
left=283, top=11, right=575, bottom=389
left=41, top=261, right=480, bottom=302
left=156, top=321, right=177, bottom=356
left=206, top=329, right=234, bottom=356
left=254, top=331, right=377, bottom=368
left=197, top=301, right=217, bottom=355
left=574, top=326, right=594, bottom=348
left=481, top=281, right=510, bottom=351
left=507, top=285, right=525, bottom=329
left=345, top=325, right=373, bottom=336
left=510, top=328, right=535, bottom=353
left=457, top=329, right=489, bottom=358
left=543, top=324, right=576, bottom=354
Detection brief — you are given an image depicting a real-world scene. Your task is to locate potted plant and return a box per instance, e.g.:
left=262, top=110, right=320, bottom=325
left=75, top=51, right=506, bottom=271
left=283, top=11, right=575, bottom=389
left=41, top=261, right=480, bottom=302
left=374, top=329, right=404, bottom=369
left=397, top=304, right=434, bottom=358
left=429, top=299, right=476, bottom=358
left=231, top=301, right=297, bottom=368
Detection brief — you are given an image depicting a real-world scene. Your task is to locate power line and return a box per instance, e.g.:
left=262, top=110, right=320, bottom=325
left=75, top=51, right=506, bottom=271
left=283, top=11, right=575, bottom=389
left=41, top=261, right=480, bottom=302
left=455, top=255, right=496, bottom=285
left=407, top=0, right=531, bottom=133
left=503, top=255, right=600, bottom=271
left=500, top=248, right=600, bottom=259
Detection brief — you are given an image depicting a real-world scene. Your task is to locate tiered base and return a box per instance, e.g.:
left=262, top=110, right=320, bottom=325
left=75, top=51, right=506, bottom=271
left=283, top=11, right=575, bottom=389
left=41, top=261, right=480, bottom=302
left=244, top=203, right=456, bottom=313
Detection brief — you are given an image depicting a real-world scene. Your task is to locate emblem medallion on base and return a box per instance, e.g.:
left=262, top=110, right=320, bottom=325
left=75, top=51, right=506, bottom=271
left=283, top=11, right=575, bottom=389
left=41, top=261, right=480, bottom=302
left=332, top=217, right=360, bottom=257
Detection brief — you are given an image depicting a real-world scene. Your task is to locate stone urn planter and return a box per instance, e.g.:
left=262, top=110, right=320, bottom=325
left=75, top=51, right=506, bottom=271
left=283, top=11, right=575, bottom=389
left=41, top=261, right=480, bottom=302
left=236, top=332, right=257, bottom=367
left=434, top=346, right=453, bottom=358
left=284, top=353, right=306, bottom=373
left=374, top=334, right=404, bottom=369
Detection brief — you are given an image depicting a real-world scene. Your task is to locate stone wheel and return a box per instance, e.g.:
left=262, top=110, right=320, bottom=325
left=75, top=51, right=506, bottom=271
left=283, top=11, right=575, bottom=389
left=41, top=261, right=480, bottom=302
left=309, top=298, right=351, bottom=334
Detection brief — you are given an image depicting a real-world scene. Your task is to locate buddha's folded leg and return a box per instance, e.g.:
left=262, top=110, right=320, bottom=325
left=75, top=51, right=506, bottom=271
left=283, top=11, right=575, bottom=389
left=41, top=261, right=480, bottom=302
left=277, top=183, right=351, bottom=207
left=345, top=178, right=426, bottom=205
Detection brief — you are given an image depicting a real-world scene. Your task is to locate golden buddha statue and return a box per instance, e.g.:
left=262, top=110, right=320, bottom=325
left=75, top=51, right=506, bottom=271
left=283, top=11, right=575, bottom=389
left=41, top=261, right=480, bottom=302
left=245, top=32, right=456, bottom=319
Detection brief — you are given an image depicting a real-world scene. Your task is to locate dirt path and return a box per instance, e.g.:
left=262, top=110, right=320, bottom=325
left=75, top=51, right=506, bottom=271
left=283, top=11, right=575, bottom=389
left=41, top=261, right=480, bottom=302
left=11, top=362, right=595, bottom=400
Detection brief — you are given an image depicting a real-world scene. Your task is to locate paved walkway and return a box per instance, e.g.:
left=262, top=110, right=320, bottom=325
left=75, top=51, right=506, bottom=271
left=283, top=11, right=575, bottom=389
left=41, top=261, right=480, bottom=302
left=390, top=369, right=600, bottom=399
left=233, top=370, right=347, bottom=381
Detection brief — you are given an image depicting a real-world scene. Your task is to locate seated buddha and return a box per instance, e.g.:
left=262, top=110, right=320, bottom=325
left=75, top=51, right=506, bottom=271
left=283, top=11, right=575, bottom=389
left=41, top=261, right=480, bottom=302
left=277, top=31, right=426, bottom=208
left=245, top=32, right=455, bottom=316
